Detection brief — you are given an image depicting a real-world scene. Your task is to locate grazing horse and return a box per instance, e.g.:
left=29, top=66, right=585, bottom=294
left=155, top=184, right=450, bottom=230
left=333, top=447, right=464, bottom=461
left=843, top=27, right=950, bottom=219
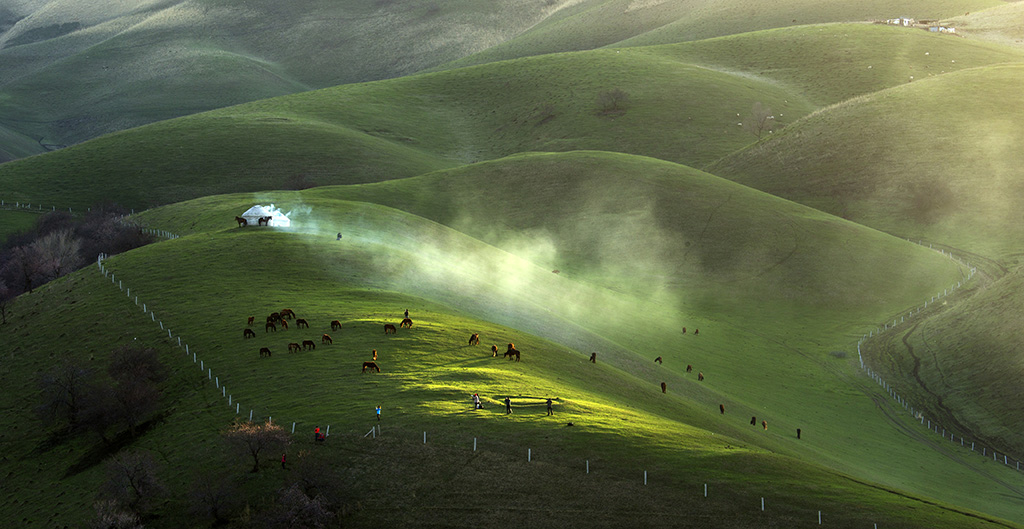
left=384, top=324, right=397, bottom=334
left=322, top=334, right=332, bottom=344
left=372, top=349, right=377, bottom=360
left=266, top=322, right=277, bottom=332
left=362, top=361, right=380, bottom=373
left=468, top=333, right=480, bottom=346
left=661, top=382, right=667, bottom=393
left=331, top=320, right=342, bottom=331
left=279, top=319, right=289, bottom=330
left=762, top=420, right=768, bottom=431
left=295, top=318, right=309, bottom=328
left=654, top=356, right=663, bottom=364
left=288, top=342, right=301, bottom=353
left=491, top=344, right=498, bottom=357
left=751, top=416, right=757, bottom=426
left=589, top=352, right=597, bottom=363
left=269, top=312, right=282, bottom=323
left=720, top=404, right=725, bottom=415
left=400, top=318, right=413, bottom=328
left=258, top=216, right=272, bottom=226
left=698, top=372, right=704, bottom=381
left=504, top=343, right=520, bottom=362
left=694, top=328, right=699, bottom=335
left=235, top=216, right=247, bottom=227
left=682, top=327, right=686, bottom=334
left=259, top=347, right=272, bottom=357
left=280, top=309, right=295, bottom=319
left=243, top=328, right=256, bottom=339
left=302, top=340, right=316, bottom=351
left=247, top=316, right=255, bottom=326
left=686, top=364, right=693, bottom=373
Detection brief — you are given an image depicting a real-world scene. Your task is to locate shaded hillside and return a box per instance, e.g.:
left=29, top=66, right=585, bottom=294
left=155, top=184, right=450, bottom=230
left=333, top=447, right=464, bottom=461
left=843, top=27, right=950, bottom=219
left=0, top=0, right=577, bottom=151
left=708, top=63, right=1024, bottom=259
left=0, top=49, right=816, bottom=210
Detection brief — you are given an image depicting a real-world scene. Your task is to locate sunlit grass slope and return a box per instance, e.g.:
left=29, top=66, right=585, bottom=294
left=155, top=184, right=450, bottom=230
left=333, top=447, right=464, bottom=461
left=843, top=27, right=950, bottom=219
left=0, top=48, right=816, bottom=210
left=441, top=0, right=1000, bottom=70
left=946, top=2, right=1024, bottom=50
left=119, top=158, right=1024, bottom=523
left=0, top=0, right=573, bottom=149
left=624, top=23, right=1024, bottom=106
left=708, top=63, right=1024, bottom=259
left=1, top=221, right=1016, bottom=528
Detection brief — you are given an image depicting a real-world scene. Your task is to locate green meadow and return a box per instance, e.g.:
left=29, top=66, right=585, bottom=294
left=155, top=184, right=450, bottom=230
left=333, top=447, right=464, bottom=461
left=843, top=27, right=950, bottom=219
left=3, top=2, right=1024, bottom=527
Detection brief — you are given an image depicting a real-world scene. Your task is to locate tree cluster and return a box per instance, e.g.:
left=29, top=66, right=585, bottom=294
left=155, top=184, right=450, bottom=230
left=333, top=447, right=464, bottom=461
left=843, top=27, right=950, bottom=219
left=37, top=345, right=168, bottom=443
left=0, top=204, right=154, bottom=322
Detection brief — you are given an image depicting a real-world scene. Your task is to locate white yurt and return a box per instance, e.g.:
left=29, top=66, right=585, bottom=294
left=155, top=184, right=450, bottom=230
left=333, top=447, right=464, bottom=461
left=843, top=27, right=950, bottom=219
left=240, top=205, right=291, bottom=227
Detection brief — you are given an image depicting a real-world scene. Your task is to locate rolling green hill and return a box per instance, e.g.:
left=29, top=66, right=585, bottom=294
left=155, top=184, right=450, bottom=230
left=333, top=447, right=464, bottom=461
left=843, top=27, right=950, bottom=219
left=946, top=2, right=1024, bottom=50
left=0, top=48, right=817, bottom=210
left=5, top=178, right=1020, bottom=527
left=440, top=0, right=1001, bottom=70
left=708, top=63, right=1024, bottom=260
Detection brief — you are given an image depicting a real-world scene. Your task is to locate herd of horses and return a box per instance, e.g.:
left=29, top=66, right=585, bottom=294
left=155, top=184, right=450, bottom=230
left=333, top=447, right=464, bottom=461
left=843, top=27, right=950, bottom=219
left=244, top=309, right=425, bottom=373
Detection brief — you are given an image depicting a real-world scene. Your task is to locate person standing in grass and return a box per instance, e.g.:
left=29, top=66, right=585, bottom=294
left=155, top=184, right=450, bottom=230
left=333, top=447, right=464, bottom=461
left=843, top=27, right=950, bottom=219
left=281, top=453, right=287, bottom=470
left=546, top=398, right=553, bottom=416
left=505, top=396, right=512, bottom=414
left=473, top=393, right=482, bottom=409
left=404, top=309, right=409, bottom=319
left=376, top=405, right=381, bottom=421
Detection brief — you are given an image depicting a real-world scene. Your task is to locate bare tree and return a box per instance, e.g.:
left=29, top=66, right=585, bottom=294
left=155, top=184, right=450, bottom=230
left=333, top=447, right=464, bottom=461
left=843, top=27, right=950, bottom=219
left=596, top=88, right=630, bottom=114
left=742, top=102, right=775, bottom=139
left=224, top=420, right=292, bottom=473
left=261, top=483, right=337, bottom=529
left=99, top=450, right=166, bottom=517
left=9, top=245, right=43, bottom=294
left=91, top=499, right=142, bottom=529
left=36, top=357, right=96, bottom=430
left=32, top=228, right=82, bottom=281
left=0, top=279, right=12, bottom=325
left=188, top=471, right=242, bottom=524
left=108, top=345, right=168, bottom=438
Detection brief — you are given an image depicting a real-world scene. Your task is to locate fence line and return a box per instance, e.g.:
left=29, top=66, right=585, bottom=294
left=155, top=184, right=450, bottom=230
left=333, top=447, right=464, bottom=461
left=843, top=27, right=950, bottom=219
left=856, top=243, right=1022, bottom=474
left=93, top=234, right=1016, bottom=527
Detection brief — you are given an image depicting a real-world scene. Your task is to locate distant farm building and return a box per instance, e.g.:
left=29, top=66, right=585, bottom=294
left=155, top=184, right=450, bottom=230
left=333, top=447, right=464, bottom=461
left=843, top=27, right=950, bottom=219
left=886, top=17, right=915, bottom=26
left=929, top=26, right=956, bottom=34
left=240, top=205, right=290, bottom=227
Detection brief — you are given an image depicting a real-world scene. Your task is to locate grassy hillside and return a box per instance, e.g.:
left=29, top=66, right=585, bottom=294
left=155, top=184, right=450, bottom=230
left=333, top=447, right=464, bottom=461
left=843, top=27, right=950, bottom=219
left=0, top=122, right=46, bottom=161
left=624, top=23, right=1024, bottom=107
left=4, top=183, right=1021, bottom=526
left=865, top=262, right=1024, bottom=456
left=441, top=0, right=1000, bottom=70
left=0, top=48, right=816, bottom=210
left=0, top=0, right=576, bottom=150
left=946, top=2, right=1024, bottom=50
left=708, top=63, right=1024, bottom=259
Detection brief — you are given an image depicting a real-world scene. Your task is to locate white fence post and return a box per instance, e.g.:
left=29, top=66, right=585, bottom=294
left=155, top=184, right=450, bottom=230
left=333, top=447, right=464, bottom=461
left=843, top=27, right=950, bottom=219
left=292, top=422, right=296, bottom=434
left=704, top=483, right=707, bottom=497
left=643, top=470, right=647, bottom=485
left=528, top=448, right=532, bottom=462
left=474, top=438, right=477, bottom=451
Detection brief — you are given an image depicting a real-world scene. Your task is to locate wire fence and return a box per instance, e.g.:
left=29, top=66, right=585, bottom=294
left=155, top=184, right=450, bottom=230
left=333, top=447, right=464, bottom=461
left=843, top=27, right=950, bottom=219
left=94, top=237, right=1004, bottom=528
left=855, top=243, right=1023, bottom=473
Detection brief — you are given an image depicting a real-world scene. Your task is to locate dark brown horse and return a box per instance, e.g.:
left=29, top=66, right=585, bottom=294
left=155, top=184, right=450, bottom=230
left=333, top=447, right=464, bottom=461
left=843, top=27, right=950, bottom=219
left=247, top=316, right=255, bottom=326
left=258, top=216, right=272, bottom=226
left=686, top=364, right=693, bottom=373
left=384, top=324, right=397, bottom=334
left=296, top=318, right=309, bottom=328
left=269, top=312, right=282, bottom=322
left=331, top=320, right=343, bottom=331
left=491, top=344, right=498, bottom=357
left=589, top=352, right=597, bottom=363
left=279, top=319, right=289, bottom=330
left=302, top=340, right=316, bottom=351
left=468, top=333, right=480, bottom=345
left=654, top=356, right=662, bottom=364
left=259, top=347, right=272, bottom=357
left=504, top=343, right=520, bottom=362
left=362, top=361, right=380, bottom=373
left=235, top=216, right=247, bottom=227
left=698, top=372, right=704, bottom=382
left=720, top=404, right=725, bottom=415
left=288, top=342, right=301, bottom=353
left=400, top=318, right=413, bottom=328
left=266, top=322, right=276, bottom=332
left=322, top=334, right=332, bottom=344
left=280, top=309, right=295, bottom=319
left=661, top=382, right=666, bottom=393
left=243, top=328, right=256, bottom=339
